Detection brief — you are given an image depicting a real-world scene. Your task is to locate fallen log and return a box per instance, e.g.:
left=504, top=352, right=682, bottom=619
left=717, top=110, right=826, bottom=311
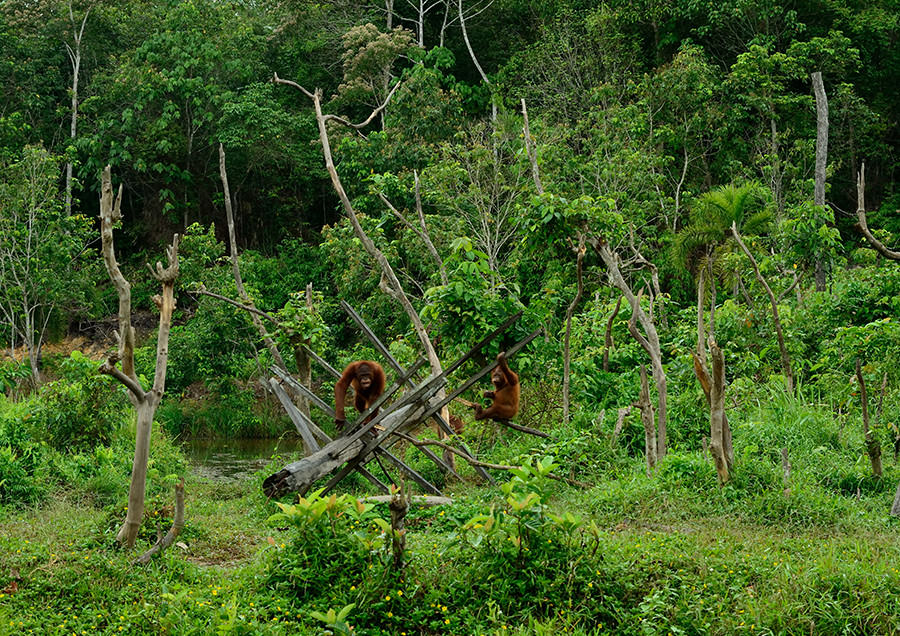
left=263, top=403, right=422, bottom=498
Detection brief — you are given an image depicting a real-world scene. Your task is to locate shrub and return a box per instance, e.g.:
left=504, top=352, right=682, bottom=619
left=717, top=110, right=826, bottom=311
left=0, top=442, right=46, bottom=506
left=28, top=352, right=126, bottom=451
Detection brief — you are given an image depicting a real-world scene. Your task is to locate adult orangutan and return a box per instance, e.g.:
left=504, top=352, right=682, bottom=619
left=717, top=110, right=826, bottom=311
left=334, top=360, right=386, bottom=429
left=473, top=352, right=519, bottom=421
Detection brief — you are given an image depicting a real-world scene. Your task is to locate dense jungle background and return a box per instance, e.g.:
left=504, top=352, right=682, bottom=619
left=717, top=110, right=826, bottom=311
left=2, top=0, right=900, bottom=633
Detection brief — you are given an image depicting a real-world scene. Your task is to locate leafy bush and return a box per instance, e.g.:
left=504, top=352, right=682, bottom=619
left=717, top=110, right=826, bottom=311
left=265, top=488, right=388, bottom=608
left=656, top=452, right=718, bottom=492
left=0, top=443, right=46, bottom=506
left=27, top=352, right=126, bottom=451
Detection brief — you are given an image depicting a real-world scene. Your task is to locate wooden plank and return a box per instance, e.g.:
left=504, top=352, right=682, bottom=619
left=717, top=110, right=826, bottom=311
left=319, top=401, right=430, bottom=494
left=373, top=447, right=442, bottom=495
left=363, top=495, right=452, bottom=506
left=300, top=344, right=341, bottom=379
left=271, top=366, right=335, bottom=417
left=268, top=378, right=320, bottom=452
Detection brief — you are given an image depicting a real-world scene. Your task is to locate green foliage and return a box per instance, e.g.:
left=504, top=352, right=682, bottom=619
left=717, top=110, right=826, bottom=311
left=0, top=360, right=30, bottom=395
left=0, top=146, right=95, bottom=378
left=275, top=289, right=329, bottom=351
left=336, top=24, right=417, bottom=109
left=0, top=440, right=46, bottom=506
left=27, top=352, right=126, bottom=451
left=265, top=489, right=388, bottom=609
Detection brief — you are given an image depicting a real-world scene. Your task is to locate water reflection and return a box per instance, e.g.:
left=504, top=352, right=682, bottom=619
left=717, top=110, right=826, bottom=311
left=182, top=437, right=303, bottom=483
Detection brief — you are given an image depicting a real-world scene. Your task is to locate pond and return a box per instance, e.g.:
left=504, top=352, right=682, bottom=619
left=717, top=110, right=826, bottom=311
left=181, top=437, right=304, bottom=483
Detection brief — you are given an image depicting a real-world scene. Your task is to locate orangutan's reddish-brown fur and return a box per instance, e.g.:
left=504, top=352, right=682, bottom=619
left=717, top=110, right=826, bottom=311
left=334, top=360, right=385, bottom=428
left=473, top=353, right=519, bottom=421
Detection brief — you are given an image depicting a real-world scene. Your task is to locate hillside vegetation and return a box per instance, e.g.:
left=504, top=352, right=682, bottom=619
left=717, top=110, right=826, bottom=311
left=2, top=1, right=900, bottom=633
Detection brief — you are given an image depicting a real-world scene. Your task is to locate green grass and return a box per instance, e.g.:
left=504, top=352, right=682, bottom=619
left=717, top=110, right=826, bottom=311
left=4, top=389, right=900, bottom=634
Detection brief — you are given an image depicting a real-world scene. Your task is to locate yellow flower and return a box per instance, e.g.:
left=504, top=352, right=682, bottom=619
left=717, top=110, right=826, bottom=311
left=384, top=595, right=391, bottom=601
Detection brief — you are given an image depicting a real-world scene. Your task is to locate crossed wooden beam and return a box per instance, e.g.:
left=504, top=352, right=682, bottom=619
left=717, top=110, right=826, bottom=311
left=261, top=303, right=540, bottom=498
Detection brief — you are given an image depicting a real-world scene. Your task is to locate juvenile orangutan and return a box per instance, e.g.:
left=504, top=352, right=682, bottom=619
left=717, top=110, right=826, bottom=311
left=473, top=352, right=519, bottom=421
left=334, top=360, right=386, bottom=429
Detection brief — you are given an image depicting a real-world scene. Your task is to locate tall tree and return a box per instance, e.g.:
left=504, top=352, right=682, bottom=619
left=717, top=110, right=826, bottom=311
left=0, top=146, right=92, bottom=382
left=98, top=166, right=179, bottom=548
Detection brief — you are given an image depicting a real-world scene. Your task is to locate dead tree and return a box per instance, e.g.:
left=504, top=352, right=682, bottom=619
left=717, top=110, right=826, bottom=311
left=708, top=337, right=729, bottom=484
left=98, top=166, right=179, bottom=548
left=64, top=1, right=90, bottom=215
left=637, top=365, right=656, bottom=473
left=591, top=237, right=667, bottom=459
left=603, top=297, right=622, bottom=372
left=273, top=73, right=456, bottom=463
left=855, top=357, right=883, bottom=478
left=219, top=144, right=287, bottom=371
left=855, top=163, right=900, bottom=261
left=562, top=234, right=585, bottom=424
left=811, top=71, right=829, bottom=291
left=457, top=0, right=496, bottom=123
left=692, top=271, right=734, bottom=470
left=521, top=99, right=543, bottom=195
left=731, top=222, right=794, bottom=393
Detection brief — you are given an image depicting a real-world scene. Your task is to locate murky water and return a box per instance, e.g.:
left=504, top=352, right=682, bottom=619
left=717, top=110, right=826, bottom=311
left=181, top=437, right=304, bottom=483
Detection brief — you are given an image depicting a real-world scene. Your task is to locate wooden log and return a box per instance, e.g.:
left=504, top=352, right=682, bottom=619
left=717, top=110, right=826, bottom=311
left=495, top=419, right=549, bottom=438
left=363, top=495, right=453, bottom=506
left=269, top=377, right=319, bottom=452
left=263, top=403, right=422, bottom=498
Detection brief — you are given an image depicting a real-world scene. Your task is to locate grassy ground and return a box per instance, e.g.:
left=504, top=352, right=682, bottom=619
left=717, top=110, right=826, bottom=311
left=3, top=442, right=900, bottom=635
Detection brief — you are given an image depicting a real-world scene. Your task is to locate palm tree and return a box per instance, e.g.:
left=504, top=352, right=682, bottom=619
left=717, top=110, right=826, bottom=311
left=675, top=182, right=773, bottom=480
left=676, top=182, right=771, bottom=352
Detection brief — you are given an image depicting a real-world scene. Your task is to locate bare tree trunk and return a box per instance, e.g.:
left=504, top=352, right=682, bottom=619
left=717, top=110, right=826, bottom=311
left=521, top=99, right=543, bottom=195
left=811, top=71, right=828, bottom=291
left=708, top=337, right=729, bottom=484
left=220, top=144, right=287, bottom=371
left=389, top=484, right=408, bottom=569
left=638, top=365, right=657, bottom=473
left=385, top=0, right=394, bottom=30
left=770, top=117, right=784, bottom=217
left=295, top=283, right=314, bottom=421
left=856, top=357, right=883, bottom=478
left=611, top=405, right=632, bottom=446
left=731, top=223, right=794, bottom=393
left=378, top=172, right=448, bottom=285
left=458, top=0, right=496, bottom=123
left=855, top=164, right=900, bottom=261
left=562, top=235, right=585, bottom=424
left=707, top=258, right=716, bottom=340
left=603, top=297, right=622, bottom=372
left=98, top=166, right=179, bottom=548
left=696, top=266, right=707, bottom=367
left=64, top=3, right=90, bottom=216
left=891, top=481, right=900, bottom=516
left=592, top=238, right=667, bottom=458
left=781, top=448, right=791, bottom=495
